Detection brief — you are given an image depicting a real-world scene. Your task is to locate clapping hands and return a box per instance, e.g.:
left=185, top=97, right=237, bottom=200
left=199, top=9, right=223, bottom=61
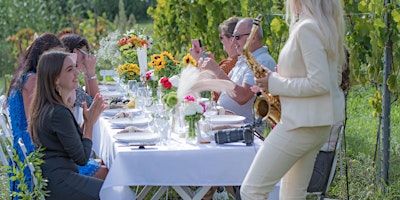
left=82, top=93, right=106, bottom=125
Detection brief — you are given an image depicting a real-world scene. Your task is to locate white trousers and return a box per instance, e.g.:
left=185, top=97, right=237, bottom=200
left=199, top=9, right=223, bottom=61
left=241, top=124, right=330, bottom=200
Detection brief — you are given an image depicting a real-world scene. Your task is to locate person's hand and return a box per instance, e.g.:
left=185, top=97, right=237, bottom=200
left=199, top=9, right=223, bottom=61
left=198, top=57, right=221, bottom=76
left=250, top=85, right=261, bottom=94
left=82, top=54, right=97, bottom=76
left=254, top=71, right=272, bottom=93
left=189, top=46, right=207, bottom=63
left=82, top=93, right=106, bottom=125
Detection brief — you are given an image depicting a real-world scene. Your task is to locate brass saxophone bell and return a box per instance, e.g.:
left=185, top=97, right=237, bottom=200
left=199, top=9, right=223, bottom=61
left=253, top=92, right=280, bottom=127
left=254, top=92, right=270, bottom=121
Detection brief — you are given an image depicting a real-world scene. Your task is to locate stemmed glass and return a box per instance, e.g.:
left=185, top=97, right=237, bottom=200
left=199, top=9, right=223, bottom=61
left=112, top=71, right=122, bottom=92
left=127, top=80, right=138, bottom=98
left=153, top=110, right=170, bottom=145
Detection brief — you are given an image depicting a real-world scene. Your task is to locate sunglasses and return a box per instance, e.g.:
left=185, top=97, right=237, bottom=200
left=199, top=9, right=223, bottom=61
left=219, top=35, right=232, bottom=41
left=77, top=48, right=90, bottom=55
left=232, top=33, right=250, bottom=40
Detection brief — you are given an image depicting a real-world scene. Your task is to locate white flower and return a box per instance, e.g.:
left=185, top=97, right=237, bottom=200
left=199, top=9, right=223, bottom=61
left=169, top=75, right=180, bottom=88
left=182, top=102, right=203, bottom=116
left=150, top=73, right=158, bottom=81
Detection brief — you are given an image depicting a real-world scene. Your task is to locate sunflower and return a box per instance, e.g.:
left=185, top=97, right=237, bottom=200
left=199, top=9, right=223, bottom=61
left=182, top=53, right=197, bottom=67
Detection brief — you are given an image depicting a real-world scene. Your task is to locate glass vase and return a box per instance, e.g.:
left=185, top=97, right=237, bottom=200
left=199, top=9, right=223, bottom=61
left=186, top=119, right=200, bottom=144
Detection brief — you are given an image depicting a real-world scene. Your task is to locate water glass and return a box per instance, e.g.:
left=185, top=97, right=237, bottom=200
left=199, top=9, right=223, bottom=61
left=154, top=112, right=170, bottom=145
left=127, top=80, right=138, bottom=97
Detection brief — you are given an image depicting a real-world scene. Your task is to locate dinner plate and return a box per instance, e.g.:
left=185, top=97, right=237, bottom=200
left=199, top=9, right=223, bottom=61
left=113, top=132, right=159, bottom=143
left=209, top=115, right=245, bottom=125
left=101, top=91, right=124, bottom=98
left=102, top=108, right=141, bottom=117
left=109, top=117, right=152, bottom=127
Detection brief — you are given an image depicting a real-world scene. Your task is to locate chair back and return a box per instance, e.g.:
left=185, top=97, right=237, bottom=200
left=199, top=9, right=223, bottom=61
left=0, top=95, right=13, bottom=143
left=325, top=125, right=344, bottom=191
left=18, top=138, right=38, bottom=187
left=99, top=70, right=116, bottom=82
left=0, top=130, right=8, bottom=165
left=307, top=124, right=345, bottom=199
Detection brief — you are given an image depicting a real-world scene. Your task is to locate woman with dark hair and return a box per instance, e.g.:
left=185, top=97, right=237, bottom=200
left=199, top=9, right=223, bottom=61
left=59, top=33, right=99, bottom=108
left=29, top=51, right=105, bottom=200
left=6, top=33, right=63, bottom=193
left=60, top=34, right=108, bottom=179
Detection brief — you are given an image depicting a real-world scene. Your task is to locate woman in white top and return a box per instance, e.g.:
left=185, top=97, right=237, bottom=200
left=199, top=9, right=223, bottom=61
left=240, top=0, right=346, bottom=199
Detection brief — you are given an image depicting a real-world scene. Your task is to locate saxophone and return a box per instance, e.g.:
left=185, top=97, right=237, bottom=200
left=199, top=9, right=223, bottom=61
left=242, top=14, right=281, bottom=126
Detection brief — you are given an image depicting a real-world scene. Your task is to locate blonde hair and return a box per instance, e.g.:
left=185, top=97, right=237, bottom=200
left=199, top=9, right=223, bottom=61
left=286, top=0, right=346, bottom=66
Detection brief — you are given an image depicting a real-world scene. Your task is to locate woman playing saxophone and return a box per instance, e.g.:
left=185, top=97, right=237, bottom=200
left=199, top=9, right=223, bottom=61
left=241, top=0, right=346, bottom=199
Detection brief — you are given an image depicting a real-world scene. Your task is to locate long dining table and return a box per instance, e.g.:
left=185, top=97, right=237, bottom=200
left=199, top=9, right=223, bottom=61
left=92, top=113, right=280, bottom=200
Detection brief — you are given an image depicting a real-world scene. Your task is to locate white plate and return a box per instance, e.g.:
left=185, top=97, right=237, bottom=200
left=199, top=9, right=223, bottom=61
left=102, top=108, right=141, bottom=116
left=109, top=117, right=152, bottom=127
left=101, top=91, right=124, bottom=98
left=209, top=115, right=245, bottom=125
left=113, top=132, right=159, bottom=143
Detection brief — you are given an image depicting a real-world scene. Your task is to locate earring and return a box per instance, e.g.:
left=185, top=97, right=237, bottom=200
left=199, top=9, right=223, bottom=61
left=56, top=86, right=61, bottom=97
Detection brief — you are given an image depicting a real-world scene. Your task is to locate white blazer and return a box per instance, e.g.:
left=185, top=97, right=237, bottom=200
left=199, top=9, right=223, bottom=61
left=268, top=17, right=345, bottom=130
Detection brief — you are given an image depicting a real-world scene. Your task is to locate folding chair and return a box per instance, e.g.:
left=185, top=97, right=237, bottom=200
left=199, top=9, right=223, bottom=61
left=99, top=69, right=116, bottom=82
left=0, top=95, right=13, bottom=144
left=0, top=129, right=8, bottom=165
left=307, top=124, right=345, bottom=200
left=18, top=138, right=38, bottom=187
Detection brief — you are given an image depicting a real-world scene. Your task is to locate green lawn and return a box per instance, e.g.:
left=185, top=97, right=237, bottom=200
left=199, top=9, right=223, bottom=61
left=1, top=86, right=399, bottom=199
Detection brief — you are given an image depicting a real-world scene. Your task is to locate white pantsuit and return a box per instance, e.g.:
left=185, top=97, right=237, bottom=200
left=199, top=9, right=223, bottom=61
left=241, top=16, right=345, bottom=200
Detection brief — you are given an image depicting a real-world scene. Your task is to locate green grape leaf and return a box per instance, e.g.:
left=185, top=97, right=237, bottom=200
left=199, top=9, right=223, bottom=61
left=393, top=9, right=400, bottom=23
left=270, top=17, right=282, bottom=36
left=387, top=74, right=398, bottom=92
left=373, top=19, right=386, bottom=29
left=358, top=1, right=368, bottom=13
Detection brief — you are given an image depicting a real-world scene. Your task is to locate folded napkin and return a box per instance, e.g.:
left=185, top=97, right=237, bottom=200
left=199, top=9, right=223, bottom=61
left=112, top=111, right=132, bottom=119
left=117, top=126, right=151, bottom=134
left=109, top=104, right=125, bottom=109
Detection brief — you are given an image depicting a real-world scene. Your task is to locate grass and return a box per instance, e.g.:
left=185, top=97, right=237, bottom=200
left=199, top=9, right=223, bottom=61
left=1, top=86, right=399, bottom=199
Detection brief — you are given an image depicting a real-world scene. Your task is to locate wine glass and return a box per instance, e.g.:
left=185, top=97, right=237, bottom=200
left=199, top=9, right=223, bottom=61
left=127, top=80, right=138, bottom=98
left=153, top=111, right=170, bottom=145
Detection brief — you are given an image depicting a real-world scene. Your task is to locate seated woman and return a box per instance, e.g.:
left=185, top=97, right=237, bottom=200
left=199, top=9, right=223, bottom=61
left=7, top=33, right=106, bottom=187
left=28, top=51, right=106, bottom=200
left=6, top=33, right=63, bottom=193
left=60, top=33, right=107, bottom=179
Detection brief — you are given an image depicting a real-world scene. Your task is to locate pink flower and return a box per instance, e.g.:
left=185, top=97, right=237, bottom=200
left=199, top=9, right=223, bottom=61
left=145, top=71, right=153, bottom=80
left=199, top=102, right=206, bottom=113
left=184, top=95, right=196, bottom=102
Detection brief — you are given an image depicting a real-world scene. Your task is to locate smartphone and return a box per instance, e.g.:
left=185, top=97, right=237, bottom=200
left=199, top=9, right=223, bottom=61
left=191, top=39, right=202, bottom=52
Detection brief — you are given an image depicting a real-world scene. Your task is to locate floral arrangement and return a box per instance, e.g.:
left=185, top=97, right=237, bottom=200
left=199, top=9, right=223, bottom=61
left=118, top=29, right=151, bottom=64
left=148, top=51, right=181, bottom=78
left=116, top=63, right=141, bottom=83
left=143, top=70, right=159, bottom=97
left=160, top=75, right=179, bottom=109
left=96, top=30, right=122, bottom=67
left=182, top=95, right=205, bottom=140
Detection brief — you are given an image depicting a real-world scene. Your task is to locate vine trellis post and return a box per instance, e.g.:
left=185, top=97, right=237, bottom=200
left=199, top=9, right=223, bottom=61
left=382, top=0, right=393, bottom=186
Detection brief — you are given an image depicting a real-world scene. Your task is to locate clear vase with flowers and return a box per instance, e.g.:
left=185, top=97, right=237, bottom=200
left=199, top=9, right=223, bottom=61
left=182, top=95, right=205, bottom=144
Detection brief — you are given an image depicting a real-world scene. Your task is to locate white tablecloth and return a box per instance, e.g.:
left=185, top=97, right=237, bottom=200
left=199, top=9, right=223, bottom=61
left=94, top=117, right=280, bottom=200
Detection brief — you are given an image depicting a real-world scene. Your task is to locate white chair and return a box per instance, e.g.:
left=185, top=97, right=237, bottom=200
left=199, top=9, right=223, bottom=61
left=0, top=95, right=13, bottom=144
left=99, top=69, right=116, bottom=82
left=0, top=130, right=8, bottom=165
left=18, top=138, right=38, bottom=187
left=307, top=124, right=345, bottom=200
